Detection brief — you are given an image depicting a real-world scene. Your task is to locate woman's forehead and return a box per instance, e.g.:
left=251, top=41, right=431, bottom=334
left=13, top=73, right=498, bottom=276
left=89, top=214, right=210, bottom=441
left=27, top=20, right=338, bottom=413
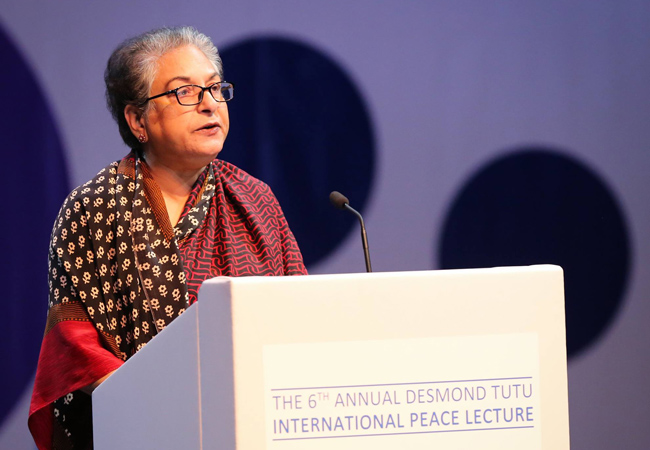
left=154, top=46, right=218, bottom=85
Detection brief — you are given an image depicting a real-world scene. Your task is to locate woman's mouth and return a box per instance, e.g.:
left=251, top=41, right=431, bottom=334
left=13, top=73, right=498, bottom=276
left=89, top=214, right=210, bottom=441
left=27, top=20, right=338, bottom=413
left=196, top=122, right=221, bottom=135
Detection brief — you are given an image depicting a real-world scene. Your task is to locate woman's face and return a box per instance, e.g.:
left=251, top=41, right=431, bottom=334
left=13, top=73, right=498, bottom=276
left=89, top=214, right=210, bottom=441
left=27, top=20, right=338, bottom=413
left=143, top=45, right=229, bottom=171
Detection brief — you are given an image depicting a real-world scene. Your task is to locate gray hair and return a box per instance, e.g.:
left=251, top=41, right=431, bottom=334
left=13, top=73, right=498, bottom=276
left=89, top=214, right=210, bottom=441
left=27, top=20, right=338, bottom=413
left=104, top=26, right=224, bottom=150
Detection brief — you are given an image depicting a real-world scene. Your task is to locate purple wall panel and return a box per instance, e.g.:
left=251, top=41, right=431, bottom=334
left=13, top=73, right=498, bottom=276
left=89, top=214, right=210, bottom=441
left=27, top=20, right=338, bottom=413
left=1, top=1, right=649, bottom=448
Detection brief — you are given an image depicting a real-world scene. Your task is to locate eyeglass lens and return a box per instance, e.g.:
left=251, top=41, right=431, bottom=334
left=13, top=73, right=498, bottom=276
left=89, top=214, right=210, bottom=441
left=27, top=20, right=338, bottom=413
left=176, top=83, right=234, bottom=105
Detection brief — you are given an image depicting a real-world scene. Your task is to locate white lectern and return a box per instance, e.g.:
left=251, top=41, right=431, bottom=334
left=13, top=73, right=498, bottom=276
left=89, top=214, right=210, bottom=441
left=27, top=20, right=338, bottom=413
left=93, top=266, right=570, bottom=449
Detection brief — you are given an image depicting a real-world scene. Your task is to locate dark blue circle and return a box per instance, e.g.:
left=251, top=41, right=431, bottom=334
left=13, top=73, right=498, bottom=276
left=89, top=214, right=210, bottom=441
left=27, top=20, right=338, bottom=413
left=438, top=148, right=631, bottom=358
left=219, top=36, right=376, bottom=268
left=0, top=26, right=70, bottom=424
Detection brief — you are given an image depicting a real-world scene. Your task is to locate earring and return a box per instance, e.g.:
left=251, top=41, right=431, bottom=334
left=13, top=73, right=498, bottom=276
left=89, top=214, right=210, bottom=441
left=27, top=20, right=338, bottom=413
left=138, top=134, right=147, bottom=143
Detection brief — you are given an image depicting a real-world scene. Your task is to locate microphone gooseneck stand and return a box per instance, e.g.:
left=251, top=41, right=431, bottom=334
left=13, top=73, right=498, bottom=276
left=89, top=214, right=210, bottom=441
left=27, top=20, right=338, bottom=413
left=329, top=191, right=372, bottom=273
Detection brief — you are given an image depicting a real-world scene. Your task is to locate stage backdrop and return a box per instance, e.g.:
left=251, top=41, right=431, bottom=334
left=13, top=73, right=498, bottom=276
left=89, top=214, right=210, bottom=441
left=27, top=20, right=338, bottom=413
left=1, top=1, right=649, bottom=449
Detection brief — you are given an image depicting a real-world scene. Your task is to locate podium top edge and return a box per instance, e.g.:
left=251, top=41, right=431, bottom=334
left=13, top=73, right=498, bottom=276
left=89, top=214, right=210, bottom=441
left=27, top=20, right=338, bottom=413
left=201, top=264, right=563, bottom=286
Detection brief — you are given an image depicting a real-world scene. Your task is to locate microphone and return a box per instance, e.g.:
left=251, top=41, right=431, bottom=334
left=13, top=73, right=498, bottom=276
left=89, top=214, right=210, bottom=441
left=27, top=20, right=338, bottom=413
left=329, top=191, right=373, bottom=273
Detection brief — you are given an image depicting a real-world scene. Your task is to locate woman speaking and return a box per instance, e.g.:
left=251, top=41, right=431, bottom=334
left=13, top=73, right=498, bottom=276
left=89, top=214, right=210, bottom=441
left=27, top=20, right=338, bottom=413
left=28, top=26, right=306, bottom=450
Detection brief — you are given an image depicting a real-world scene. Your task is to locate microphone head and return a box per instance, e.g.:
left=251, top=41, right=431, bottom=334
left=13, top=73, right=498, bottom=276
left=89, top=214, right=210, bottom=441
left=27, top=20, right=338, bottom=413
left=329, top=191, right=350, bottom=210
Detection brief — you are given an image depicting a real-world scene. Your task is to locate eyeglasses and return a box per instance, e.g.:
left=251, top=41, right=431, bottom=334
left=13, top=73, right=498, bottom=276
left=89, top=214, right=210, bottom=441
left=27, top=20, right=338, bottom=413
left=142, top=81, right=234, bottom=106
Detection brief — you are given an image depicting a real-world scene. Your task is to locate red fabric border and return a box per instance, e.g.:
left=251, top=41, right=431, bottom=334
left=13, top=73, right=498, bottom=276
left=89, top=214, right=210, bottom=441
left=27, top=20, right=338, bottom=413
left=28, top=320, right=124, bottom=450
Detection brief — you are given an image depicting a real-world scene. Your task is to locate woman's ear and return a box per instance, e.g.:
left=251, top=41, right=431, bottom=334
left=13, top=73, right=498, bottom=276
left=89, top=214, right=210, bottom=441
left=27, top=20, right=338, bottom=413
left=124, top=105, right=147, bottom=142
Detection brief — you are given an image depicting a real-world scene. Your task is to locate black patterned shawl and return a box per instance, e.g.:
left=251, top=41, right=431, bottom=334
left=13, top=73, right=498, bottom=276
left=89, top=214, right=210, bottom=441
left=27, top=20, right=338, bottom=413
left=29, top=153, right=306, bottom=450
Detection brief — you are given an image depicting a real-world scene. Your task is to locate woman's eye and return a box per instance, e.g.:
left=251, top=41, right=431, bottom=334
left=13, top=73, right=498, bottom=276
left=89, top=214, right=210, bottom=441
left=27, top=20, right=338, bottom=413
left=177, top=87, right=192, bottom=97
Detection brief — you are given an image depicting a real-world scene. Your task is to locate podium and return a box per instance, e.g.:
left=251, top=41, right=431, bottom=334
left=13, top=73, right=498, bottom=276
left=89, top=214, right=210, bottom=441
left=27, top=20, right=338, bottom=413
left=93, top=266, right=570, bottom=449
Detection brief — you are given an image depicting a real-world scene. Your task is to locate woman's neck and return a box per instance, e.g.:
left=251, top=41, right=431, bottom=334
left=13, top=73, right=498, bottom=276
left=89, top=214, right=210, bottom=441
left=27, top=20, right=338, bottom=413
left=142, top=153, right=206, bottom=227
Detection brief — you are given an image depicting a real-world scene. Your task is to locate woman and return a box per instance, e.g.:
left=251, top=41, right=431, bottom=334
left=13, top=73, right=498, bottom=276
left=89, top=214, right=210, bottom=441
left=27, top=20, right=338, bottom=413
left=28, top=26, right=306, bottom=450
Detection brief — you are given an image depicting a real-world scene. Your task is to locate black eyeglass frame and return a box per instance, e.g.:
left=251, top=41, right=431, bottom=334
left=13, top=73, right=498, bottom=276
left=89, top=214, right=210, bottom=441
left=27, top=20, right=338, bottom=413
left=140, top=81, right=234, bottom=106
